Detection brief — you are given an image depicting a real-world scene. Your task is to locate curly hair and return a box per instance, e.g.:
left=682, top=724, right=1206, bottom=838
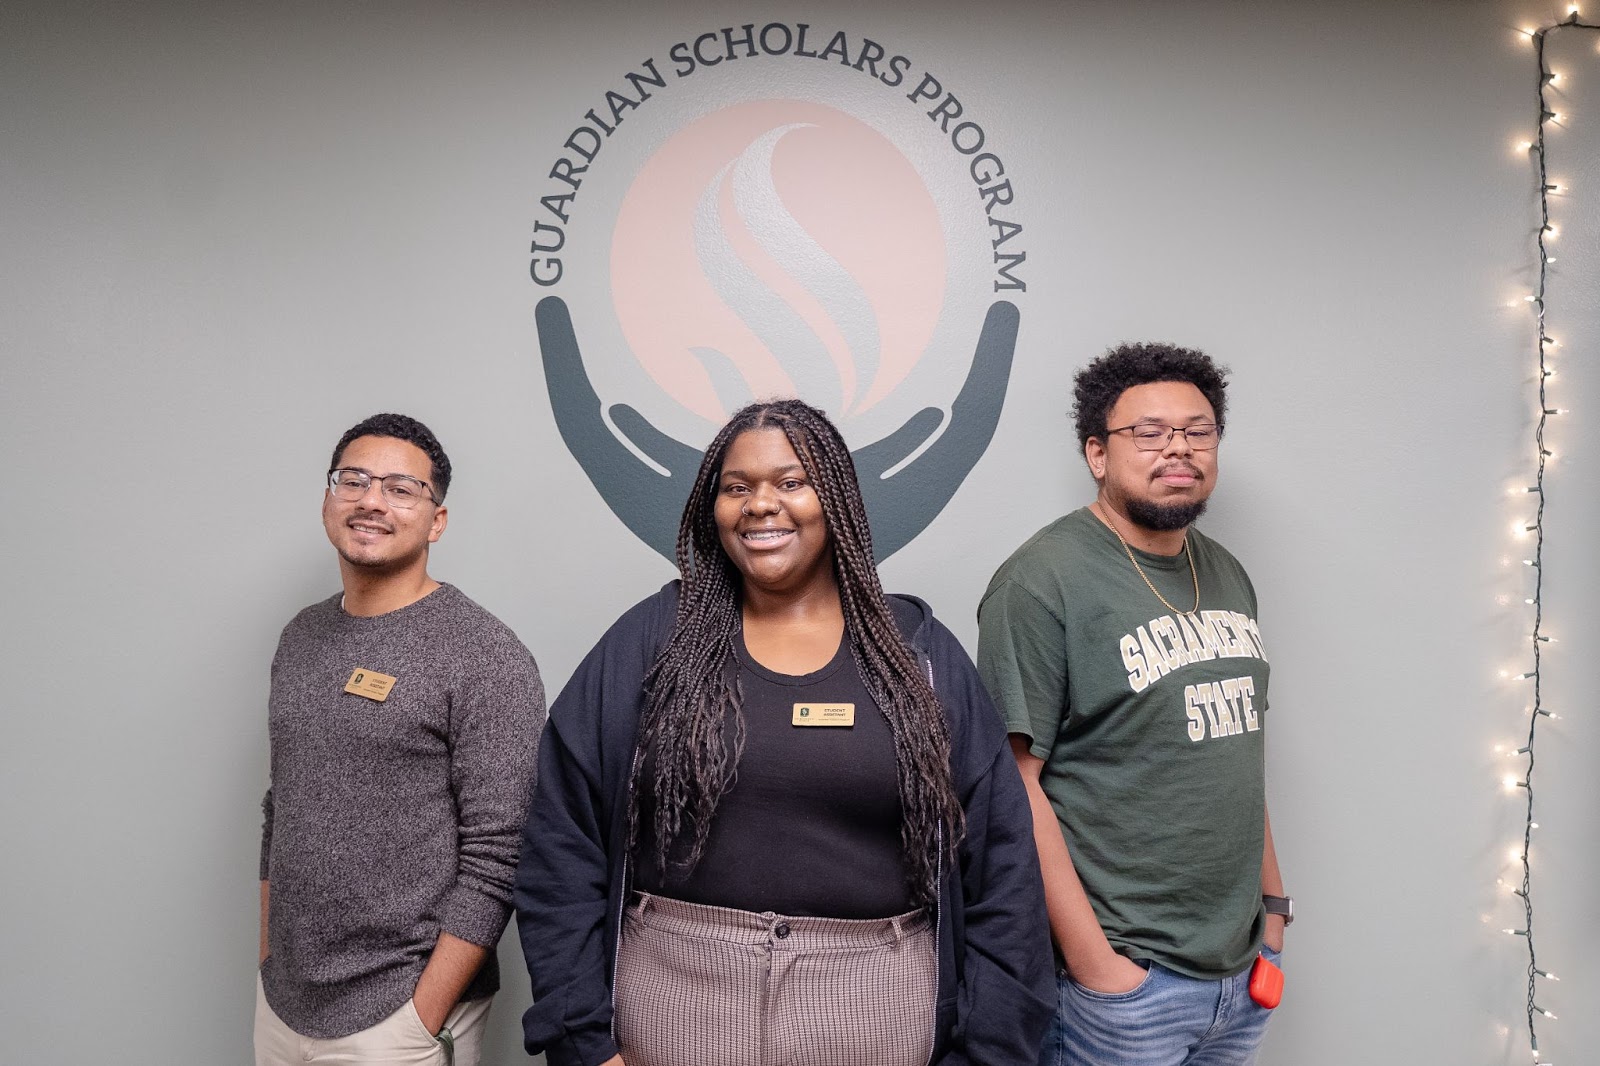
left=329, top=413, right=453, bottom=502
left=630, top=399, right=963, bottom=911
left=1072, top=342, right=1229, bottom=452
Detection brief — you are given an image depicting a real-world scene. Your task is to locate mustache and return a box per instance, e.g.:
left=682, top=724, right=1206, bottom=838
left=1155, top=462, right=1203, bottom=478
left=346, top=511, right=393, bottom=531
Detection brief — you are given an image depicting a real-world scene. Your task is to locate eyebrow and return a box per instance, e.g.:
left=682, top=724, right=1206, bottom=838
left=720, top=464, right=806, bottom=481
left=336, top=466, right=423, bottom=480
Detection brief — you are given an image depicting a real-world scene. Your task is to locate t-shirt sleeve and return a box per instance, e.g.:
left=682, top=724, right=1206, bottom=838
left=976, top=578, right=1068, bottom=761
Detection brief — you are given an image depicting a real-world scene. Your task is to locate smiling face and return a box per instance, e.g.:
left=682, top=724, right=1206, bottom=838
left=713, top=428, right=836, bottom=598
left=1085, top=380, right=1219, bottom=533
left=321, top=434, right=447, bottom=574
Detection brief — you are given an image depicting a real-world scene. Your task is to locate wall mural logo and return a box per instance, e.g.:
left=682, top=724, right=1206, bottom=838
left=530, top=24, right=1028, bottom=561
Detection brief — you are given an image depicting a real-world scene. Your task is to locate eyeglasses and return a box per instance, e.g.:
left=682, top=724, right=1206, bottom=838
left=1106, top=423, right=1223, bottom=451
left=327, top=468, right=437, bottom=509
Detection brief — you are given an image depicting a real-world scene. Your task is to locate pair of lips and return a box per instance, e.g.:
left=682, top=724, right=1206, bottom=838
left=347, top=517, right=392, bottom=535
left=740, top=527, right=795, bottom=543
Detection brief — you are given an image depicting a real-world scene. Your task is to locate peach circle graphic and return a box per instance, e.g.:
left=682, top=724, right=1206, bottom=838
left=611, top=100, right=947, bottom=422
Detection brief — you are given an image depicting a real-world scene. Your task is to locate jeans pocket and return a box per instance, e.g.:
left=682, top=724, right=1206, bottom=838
left=1066, top=961, right=1157, bottom=1001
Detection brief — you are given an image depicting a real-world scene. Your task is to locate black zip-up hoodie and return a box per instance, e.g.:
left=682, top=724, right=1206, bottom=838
left=514, top=583, right=1053, bottom=1065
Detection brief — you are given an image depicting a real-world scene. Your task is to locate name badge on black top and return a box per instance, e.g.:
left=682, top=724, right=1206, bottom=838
left=792, top=703, right=855, bottom=727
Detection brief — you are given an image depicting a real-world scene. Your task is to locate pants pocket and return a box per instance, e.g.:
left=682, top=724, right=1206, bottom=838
left=1064, top=960, right=1157, bottom=1002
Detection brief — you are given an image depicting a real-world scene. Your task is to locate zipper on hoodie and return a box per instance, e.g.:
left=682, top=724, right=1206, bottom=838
left=608, top=852, right=630, bottom=1046
left=923, top=649, right=942, bottom=1066
left=609, top=749, right=644, bottom=1044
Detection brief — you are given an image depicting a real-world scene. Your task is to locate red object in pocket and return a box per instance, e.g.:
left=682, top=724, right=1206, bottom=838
left=1248, top=953, right=1284, bottom=1009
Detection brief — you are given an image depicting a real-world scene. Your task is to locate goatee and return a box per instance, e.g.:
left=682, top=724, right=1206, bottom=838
left=1126, top=497, right=1207, bottom=532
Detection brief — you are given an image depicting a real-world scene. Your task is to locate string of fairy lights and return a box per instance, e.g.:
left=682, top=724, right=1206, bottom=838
left=1500, top=8, right=1595, bottom=1064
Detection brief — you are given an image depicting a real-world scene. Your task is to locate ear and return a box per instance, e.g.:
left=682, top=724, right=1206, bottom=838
left=428, top=504, right=449, bottom=544
left=1084, top=437, right=1107, bottom=482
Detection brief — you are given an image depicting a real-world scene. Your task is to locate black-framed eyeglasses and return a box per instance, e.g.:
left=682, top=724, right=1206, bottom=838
left=1105, top=423, right=1223, bottom=451
left=327, top=468, right=437, bottom=509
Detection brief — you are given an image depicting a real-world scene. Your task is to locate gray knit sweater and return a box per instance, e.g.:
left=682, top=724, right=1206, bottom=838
left=260, top=583, right=545, bottom=1038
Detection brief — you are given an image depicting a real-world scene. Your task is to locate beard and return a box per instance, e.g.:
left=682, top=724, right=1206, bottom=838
left=1126, top=495, right=1208, bottom=532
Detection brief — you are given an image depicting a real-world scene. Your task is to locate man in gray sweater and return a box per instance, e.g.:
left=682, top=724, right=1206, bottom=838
left=256, top=413, right=546, bottom=1066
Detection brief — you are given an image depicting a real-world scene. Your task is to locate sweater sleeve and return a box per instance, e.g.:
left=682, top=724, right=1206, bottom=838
left=259, top=788, right=273, bottom=881
left=438, top=633, right=548, bottom=948
left=259, top=634, right=284, bottom=883
left=930, top=620, right=1056, bottom=1066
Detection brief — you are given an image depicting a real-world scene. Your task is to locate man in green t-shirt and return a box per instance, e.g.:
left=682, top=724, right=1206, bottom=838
left=977, top=343, right=1290, bottom=1066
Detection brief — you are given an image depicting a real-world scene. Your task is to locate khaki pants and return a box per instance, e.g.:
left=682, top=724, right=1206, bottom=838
left=254, top=975, right=491, bottom=1066
left=614, top=892, right=937, bottom=1066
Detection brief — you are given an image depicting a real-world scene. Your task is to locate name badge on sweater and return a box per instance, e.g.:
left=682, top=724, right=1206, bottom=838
left=344, top=668, right=398, bottom=702
left=793, top=703, right=855, bottom=727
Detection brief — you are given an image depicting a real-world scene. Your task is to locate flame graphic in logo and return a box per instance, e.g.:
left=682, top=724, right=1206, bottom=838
left=611, top=101, right=946, bottom=422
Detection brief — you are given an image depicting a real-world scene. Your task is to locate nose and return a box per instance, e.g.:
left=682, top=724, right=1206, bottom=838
left=355, top=478, right=390, bottom=511
left=744, top=484, right=780, bottom=517
left=1161, top=428, right=1195, bottom=457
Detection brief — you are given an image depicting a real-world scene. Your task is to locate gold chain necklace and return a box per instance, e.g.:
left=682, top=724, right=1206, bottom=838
left=1093, top=502, right=1200, bottom=616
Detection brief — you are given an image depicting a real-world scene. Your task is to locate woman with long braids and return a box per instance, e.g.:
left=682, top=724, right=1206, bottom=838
left=515, top=400, right=1052, bottom=1066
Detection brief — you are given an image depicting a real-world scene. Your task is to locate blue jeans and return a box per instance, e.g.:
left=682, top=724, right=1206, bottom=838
left=1039, top=946, right=1281, bottom=1066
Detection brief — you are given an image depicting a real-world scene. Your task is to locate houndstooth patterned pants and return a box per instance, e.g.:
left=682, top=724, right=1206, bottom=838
left=613, top=892, right=937, bottom=1066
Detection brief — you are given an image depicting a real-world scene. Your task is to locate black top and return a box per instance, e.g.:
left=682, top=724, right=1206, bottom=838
left=634, top=629, right=913, bottom=918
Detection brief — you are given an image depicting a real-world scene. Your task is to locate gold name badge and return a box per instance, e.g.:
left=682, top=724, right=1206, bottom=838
left=793, top=703, right=855, bottom=727
left=344, top=668, right=398, bottom=702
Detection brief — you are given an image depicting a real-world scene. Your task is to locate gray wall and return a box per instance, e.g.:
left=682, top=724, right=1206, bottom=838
left=2, top=1, right=1594, bottom=1063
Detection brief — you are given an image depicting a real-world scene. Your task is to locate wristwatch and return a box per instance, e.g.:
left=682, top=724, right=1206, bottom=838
left=1262, top=894, right=1294, bottom=926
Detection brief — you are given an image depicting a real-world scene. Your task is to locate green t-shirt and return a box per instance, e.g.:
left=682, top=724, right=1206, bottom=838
left=977, top=507, right=1269, bottom=979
